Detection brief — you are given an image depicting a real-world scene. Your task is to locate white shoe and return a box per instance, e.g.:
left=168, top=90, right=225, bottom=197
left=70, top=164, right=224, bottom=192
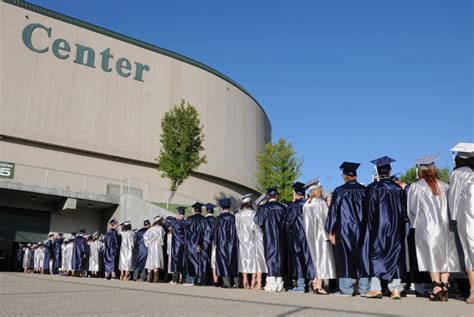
left=183, top=283, right=194, bottom=286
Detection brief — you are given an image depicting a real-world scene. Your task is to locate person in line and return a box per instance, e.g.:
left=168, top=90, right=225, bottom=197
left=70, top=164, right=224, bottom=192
left=65, top=235, right=75, bottom=276
left=53, top=233, right=64, bottom=275
left=254, top=188, right=288, bottom=292
left=34, top=243, right=43, bottom=273
left=214, top=198, right=239, bottom=288
left=133, top=220, right=150, bottom=282
left=408, top=155, right=461, bottom=301
left=118, top=221, right=135, bottom=281
left=304, top=179, right=336, bottom=294
left=286, top=183, right=315, bottom=294
left=235, top=194, right=267, bottom=290
left=104, top=219, right=120, bottom=280
left=449, top=143, right=474, bottom=304
left=165, top=207, right=187, bottom=284
left=15, top=243, right=25, bottom=272
left=72, top=229, right=88, bottom=277
left=23, top=243, right=32, bottom=273
left=88, top=232, right=103, bottom=277
left=364, top=156, right=409, bottom=300
left=184, top=202, right=213, bottom=286
left=204, top=203, right=218, bottom=286
left=144, top=216, right=166, bottom=283
left=325, top=162, right=369, bottom=297
left=43, top=234, right=54, bottom=275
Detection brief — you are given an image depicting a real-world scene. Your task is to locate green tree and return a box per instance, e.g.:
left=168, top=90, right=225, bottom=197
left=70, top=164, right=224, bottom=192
left=256, top=138, right=303, bottom=203
left=400, top=167, right=450, bottom=184
left=156, top=99, right=207, bottom=194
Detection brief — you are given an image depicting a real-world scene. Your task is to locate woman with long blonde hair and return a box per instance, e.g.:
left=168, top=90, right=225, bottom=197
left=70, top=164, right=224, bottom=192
left=408, top=156, right=460, bottom=301
left=303, top=180, right=336, bottom=294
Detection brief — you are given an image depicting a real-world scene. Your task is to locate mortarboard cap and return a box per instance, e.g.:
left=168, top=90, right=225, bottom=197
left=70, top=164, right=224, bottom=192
left=390, top=173, right=401, bottom=181
left=71, top=232, right=76, bottom=237
left=58, top=233, right=63, bottom=236
left=267, top=188, right=278, bottom=196
left=92, top=231, right=99, bottom=238
left=451, top=143, right=474, bottom=158
left=79, top=229, right=86, bottom=234
left=291, top=182, right=306, bottom=195
left=415, top=155, right=439, bottom=169
left=218, top=197, right=232, bottom=209
left=370, top=156, right=396, bottom=167
left=48, top=233, right=54, bottom=237
left=339, top=162, right=361, bottom=177
left=153, top=215, right=163, bottom=222
left=304, top=178, right=321, bottom=190
left=176, top=206, right=186, bottom=215
left=143, top=219, right=151, bottom=226
left=191, top=202, right=204, bottom=212
left=205, top=203, right=216, bottom=211
left=109, top=219, right=118, bottom=225
left=255, top=193, right=267, bottom=206
left=240, top=194, right=253, bottom=204
left=123, top=221, right=131, bottom=226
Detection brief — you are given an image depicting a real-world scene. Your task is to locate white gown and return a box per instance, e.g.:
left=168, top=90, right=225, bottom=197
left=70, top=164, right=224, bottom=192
left=449, top=166, right=474, bottom=270
left=65, top=242, right=74, bottom=271
left=119, top=230, right=135, bottom=271
left=408, top=179, right=460, bottom=272
left=303, top=198, right=336, bottom=279
left=166, top=232, right=173, bottom=273
left=89, top=240, right=103, bottom=272
left=144, top=225, right=165, bottom=270
left=60, top=243, right=66, bottom=271
left=34, top=247, right=43, bottom=271
left=23, top=248, right=31, bottom=269
left=235, top=208, right=267, bottom=273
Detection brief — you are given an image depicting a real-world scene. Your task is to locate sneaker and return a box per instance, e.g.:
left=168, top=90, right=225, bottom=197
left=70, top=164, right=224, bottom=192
left=365, top=290, right=383, bottom=299
left=335, top=291, right=353, bottom=297
left=168, top=281, right=177, bottom=285
left=391, top=289, right=402, bottom=300
left=183, top=282, right=194, bottom=286
left=289, top=287, right=305, bottom=294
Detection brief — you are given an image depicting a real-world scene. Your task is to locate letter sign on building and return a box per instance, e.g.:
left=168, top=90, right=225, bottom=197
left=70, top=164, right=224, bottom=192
left=0, top=162, right=15, bottom=179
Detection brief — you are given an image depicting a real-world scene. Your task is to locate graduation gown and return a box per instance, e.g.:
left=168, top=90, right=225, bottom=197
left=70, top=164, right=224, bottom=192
left=286, top=199, right=315, bottom=279
left=43, top=239, right=54, bottom=270
left=104, top=228, right=120, bottom=273
left=205, top=215, right=217, bottom=270
left=15, top=248, right=24, bottom=271
left=449, top=166, right=474, bottom=270
left=23, top=248, right=31, bottom=270
left=165, top=217, right=187, bottom=274
left=325, top=180, right=368, bottom=278
left=53, top=238, right=63, bottom=273
left=144, top=225, right=165, bottom=270
left=185, top=214, right=212, bottom=278
left=72, top=235, right=87, bottom=271
left=34, top=247, right=43, bottom=270
left=362, top=178, right=408, bottom=281
left=235, top=208, right=267, bottom=274
left=214, top=212, right=239, bottom=277
left=254, top=200, right=288, bottom=276
left=408, top=179, right=461, bottom=272
left=88, top=240, right=103, bottom=272
left=303, top=198, right=336, bottom=279
left=65, top=242, right=74, bottom=271
left=134, top=227, right=149, bottom=273
left=119, top=230, right=135, bottom=271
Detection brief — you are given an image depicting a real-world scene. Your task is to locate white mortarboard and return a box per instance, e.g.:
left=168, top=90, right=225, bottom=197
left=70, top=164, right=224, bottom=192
left=154, top=215, right=163, bottom=221
left=123, top=221, right=131, bottom=226
left=415, top=155, right=439, bottom=169
left=255, top=193, right=267, bottom=206
left=304, top=178, right=321, bottom=191
left=451, top=143, right=474, bottom=158
left=240, top=194, right=253, bottom=204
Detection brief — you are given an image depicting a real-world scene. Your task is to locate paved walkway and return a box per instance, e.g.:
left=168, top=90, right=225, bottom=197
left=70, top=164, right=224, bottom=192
left=0, top=273, right=472, bottom=316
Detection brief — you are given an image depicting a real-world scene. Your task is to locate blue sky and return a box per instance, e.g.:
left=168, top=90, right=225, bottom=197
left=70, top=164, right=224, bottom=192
left=29, top=0, right=473, bottom=189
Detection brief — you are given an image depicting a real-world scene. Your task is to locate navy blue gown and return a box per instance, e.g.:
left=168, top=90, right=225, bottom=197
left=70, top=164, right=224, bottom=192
left=165, top=217, right=187, bottom=275
left=72, top=235, right=87, bottom=271
left=53, top=237, right=63, bottom=274
left=43, top=239, right=54, bottom=271
left=325, top=180, right=368, bottom=278
left=254, top=200, right=288, bottom=276
left=286, top=198, right=314, bottom=279
left=134, top=227, right=149, bottom=275
left=185, top=214, right=212, bottom=279
left=213, top=212, right=239, bottom=278
left=15, top=247, right=24, bottom=271
left=362, top=178, right=409, bottom=281
left=104, top=228, right=120, bottom=273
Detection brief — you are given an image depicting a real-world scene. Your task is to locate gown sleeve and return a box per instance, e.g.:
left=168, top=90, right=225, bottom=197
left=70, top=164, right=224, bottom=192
left=407, top=183, right=421, bottom=229
left=325, top=190, right=339, bottom=234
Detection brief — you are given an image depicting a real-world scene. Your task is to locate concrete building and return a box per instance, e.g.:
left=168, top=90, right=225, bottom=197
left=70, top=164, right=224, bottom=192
left=0, top=0, right=271, bottom=270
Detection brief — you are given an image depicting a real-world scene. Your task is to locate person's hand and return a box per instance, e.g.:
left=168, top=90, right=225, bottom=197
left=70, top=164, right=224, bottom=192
left=329, top=233, right=336, bottom=246
left=197, top=245, right=202, bottom=253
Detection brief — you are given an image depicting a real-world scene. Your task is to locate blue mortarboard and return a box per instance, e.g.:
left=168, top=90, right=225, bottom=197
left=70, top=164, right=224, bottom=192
left=109, top=218, right=118, bottom=225
left=58, top=233, right=63, bottom=236
left=370, top=156, right=395, bottom=167
left=71, top=232, right=76, bottom=237
left=267, top=188, right=278, bottom=196
left=143, top=219, right=151, bottom=226
left=176, top=206, right=186, bottom=215
left=191, top=202, right=204, bottom=212
left=205, top=203, right=216, bottom=211
left=390, top=173, right=401, bottom=181
left=79, top=229, right=86, bottom=234
left=291, top=182, right=306, bottom=195
left=339, top=162, right=360, bottom=177
left=415, top=155, right=439, bottom=169
left=218, top=198, right=232, bottom=209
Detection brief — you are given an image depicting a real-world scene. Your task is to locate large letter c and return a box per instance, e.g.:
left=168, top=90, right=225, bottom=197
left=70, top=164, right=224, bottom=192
left=22, top=23, right=51, bottom=53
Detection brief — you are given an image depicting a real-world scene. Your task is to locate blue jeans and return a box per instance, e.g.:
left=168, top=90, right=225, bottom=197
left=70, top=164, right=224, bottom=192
left=292, top=278, right=306, bottom=291
left=370, top=277, right=401, bottom=292
left=339, top=277, right=370, bottom=295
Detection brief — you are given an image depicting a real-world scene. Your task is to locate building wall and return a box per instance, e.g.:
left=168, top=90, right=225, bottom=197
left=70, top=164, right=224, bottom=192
left=0, top=1, right=271, bottom=196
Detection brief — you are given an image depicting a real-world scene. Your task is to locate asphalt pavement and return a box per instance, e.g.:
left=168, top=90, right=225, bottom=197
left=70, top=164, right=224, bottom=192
left=0, top=273, right=472, bottom=316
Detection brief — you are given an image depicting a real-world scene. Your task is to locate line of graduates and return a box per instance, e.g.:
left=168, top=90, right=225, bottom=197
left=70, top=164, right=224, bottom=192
left=14, top=143, right=474, bottom=305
